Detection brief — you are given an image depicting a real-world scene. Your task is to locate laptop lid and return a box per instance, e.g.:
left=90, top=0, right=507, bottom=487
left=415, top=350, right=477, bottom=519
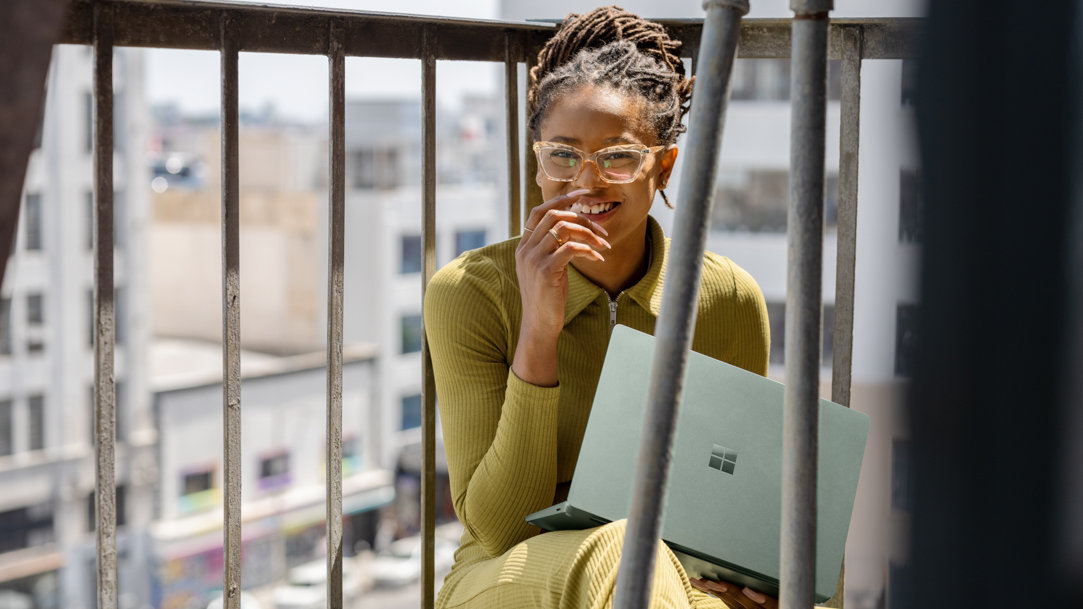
left=565, top=325, right=869, bottom=601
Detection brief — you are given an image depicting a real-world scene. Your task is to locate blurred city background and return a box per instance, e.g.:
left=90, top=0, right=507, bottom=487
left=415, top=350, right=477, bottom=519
left=1, top=0, right=925, bottom=608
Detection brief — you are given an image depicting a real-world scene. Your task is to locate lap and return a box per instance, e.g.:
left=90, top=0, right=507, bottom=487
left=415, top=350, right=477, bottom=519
left=438, top=521, right=729, bottom=609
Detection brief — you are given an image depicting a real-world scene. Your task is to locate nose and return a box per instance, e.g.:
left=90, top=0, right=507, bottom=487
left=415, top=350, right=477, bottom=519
left=573, top=158, right=606, bottom=189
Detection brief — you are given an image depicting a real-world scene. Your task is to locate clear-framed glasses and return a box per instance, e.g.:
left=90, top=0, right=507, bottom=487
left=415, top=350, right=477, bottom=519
left=533, top=141, right=665, bottom=184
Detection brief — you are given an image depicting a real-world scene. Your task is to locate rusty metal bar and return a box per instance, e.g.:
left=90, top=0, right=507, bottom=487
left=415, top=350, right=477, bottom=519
left=325, top=18, right=346, bottom=609
left=612, top=2, right=748, bottom=608
left=523, top=41, right=543, bottom=215
left=419, top=25, right=438, bottom=609
left=504, top=31, right=522, bottom=237
left=219, top=13, right=243, bottom=609
left=58, top=2, right=917, bottom=61
left=781, top=1, right=832, bottom=609
left=823, top=26, right=862, bottom=609
left=93, top=5, right=118, bottom=609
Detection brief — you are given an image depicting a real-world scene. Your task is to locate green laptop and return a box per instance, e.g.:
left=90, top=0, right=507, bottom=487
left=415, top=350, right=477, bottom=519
left=526, top=324, right=869, bottom=602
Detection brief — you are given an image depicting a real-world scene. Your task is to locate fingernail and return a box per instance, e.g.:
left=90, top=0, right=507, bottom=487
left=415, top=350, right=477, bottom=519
left=743, top=588, right=766, bottom=603
left=566, top=188, right=590, bottom=197
left=600, top=239, right=612, bottom=250
left=592, top=221, right=609, bottom=236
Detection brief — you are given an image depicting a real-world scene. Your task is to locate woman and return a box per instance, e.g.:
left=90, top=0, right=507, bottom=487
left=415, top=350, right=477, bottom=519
left=424, top=7, right=772, bottom=608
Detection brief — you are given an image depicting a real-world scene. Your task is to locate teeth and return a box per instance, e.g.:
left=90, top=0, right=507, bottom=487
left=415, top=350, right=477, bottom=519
left=571, top=201, right=616, bottom=214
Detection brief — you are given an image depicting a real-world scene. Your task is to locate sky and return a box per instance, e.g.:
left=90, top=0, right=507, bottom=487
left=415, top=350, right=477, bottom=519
left=146, top=0, right=502, bottom=122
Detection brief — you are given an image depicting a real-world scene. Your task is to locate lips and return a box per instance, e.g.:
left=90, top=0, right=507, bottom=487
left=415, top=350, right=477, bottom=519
left=569, top=200, right=620, bottom=215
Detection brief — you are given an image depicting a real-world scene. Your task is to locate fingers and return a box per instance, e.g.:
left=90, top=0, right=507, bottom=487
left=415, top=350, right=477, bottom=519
left=689, top=578, right=777, bottom=609
left=523, top=189, right=609, bottom=238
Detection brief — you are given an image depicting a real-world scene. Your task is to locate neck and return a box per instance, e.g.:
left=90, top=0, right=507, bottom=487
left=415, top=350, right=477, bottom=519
left=572, top=223, right=651, bottom=297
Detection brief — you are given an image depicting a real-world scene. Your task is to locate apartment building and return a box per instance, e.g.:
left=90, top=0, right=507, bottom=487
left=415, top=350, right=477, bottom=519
left=0, top=46, right=153, bottom=609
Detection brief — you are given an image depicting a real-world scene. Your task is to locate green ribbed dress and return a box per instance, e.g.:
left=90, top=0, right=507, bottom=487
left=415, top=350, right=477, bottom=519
left=424, top=217, right=770, bottom=609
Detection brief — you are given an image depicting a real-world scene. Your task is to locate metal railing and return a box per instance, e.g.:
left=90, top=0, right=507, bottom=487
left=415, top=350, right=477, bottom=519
left=38, top=1, right=920, bottom=608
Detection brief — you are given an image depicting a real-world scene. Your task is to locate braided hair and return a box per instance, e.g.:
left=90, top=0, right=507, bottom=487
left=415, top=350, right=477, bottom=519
left=527, top=6, right=694, bottom=147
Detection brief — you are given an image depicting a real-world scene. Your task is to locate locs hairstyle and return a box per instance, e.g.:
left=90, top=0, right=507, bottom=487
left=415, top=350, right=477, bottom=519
left=527, top=6, right=694, bottom=147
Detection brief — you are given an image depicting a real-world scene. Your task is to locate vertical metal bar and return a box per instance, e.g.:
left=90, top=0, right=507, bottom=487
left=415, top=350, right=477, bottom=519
left=524, top=41, right=543, bottom=215
left=612, top=3, right=748, bottom=609
left=781, top=2, right=831, bottom=609
left=326, top=18, right=346, bottom=609
left=219, top=13, right=243, bottom=609
left=92, top=6, right=118, bottom=609
left=419, top=25, right=438, bottom=609
left=824, top=24, right=862, bottom=609
left=504, top=31, right=522, bottom=237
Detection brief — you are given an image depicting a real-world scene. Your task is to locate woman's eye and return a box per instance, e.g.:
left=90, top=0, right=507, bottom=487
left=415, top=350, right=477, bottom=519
left=550, top=150, right=580, bottom=165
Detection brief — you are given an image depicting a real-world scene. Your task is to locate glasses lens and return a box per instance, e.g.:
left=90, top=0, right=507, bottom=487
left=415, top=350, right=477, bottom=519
left=596, top=148, right=643, bottom=182
left=539, top=146, right=583, bottom=181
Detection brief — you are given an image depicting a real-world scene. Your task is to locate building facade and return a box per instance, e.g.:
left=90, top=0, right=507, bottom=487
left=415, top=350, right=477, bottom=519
left=0, top=46, right=154, bottom=609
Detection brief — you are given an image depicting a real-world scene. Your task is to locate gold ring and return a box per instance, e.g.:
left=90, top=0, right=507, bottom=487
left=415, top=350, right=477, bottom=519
left=548, top=228, right=564, bottom=246
left=522, top=227, right=534, bottom=234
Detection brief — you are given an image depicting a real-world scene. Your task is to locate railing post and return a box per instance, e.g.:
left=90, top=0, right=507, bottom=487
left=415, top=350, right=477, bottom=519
left=93, top=5, right=118, bottom=609
left=419, top=25, right=438, bottom=609
left=326, top=17, right=347, bottom=609
left=825, top=24, right=863, bottom=609
left=505, top=31, right=522, bottom=237
left=219, top=12, right=243, bottom=609
left=611, top=2, right=747, bottom=608
left=782, top=1, right=832, bottom=609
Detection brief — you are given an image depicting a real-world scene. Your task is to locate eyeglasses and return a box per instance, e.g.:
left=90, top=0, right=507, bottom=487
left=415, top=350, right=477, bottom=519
left=533, top=141, right=665, bottom=184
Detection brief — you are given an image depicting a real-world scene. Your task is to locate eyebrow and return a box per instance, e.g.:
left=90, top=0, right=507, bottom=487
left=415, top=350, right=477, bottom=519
left=548, top=135, right=644, bottom=146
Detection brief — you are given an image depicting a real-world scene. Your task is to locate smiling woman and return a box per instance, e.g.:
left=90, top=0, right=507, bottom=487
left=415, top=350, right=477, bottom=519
left=423, top=6, right=771, bottom=609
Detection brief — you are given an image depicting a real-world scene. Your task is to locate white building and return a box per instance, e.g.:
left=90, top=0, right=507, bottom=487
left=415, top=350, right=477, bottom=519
left=148, top=340, right=391, bottom=609
left=0, top=46, right=154, bottom=609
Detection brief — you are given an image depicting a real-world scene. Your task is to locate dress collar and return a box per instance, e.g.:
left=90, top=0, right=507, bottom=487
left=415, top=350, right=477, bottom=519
left=562, top=216, right=668, bottom=326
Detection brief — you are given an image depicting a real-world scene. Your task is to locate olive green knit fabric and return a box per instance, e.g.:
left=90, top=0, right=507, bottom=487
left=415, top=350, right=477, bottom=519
left=424, top=217, right=770, bottom=609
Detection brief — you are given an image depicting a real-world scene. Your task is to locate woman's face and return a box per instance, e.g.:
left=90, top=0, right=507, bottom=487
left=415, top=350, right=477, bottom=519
left=535, top=84, right=677, bottom=253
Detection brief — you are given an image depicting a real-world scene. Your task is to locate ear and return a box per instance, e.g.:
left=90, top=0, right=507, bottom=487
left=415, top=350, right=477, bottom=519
left=535, top=169, right=544, bottom=188
left=658, top=146, right=678, bottom=188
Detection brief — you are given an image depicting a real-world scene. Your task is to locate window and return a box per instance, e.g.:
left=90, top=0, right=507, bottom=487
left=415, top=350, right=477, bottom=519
left=85, top=191, right=94, bottom=250
left=711, top=170, right=840, bottom=234
left=400, top=235, right=422, bottom=274
left=28, top=395, right=44, bottom=451
left=891, top=439, right=912, bottom=512
left=258, top=452, right=291, bottom=490
left=728, top=59, right=841, bottom=102
left=0, top=400, right=11, bottom=456
left=454, top=229, right=487, bottom=257
left=342, top=436, right=363, bottom=475
left=24, top=193, right=42, bottom=251
left=400, top=314, right=423, bottom=354
left=765, top=302, right=836, bottom=367
left=0, top=504, right=54, bottom=554
left=899, top=169, right=924, bottom=243
left=84, top=92, right=93, bottom=153
left=87, top=485, right=127, bottom=532
left=401, top=394, right=422, bottom=431
left=26, top=294, right=43, bottom=325
left=0, top=298, right=10, bottom=356
left=179, top=467, right=217, bottom=513
left=895, top=304, right=920, bottom=377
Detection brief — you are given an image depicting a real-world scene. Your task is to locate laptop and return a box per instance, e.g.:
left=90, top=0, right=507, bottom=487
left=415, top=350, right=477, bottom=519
left=526, top=325, right=869, bottom=602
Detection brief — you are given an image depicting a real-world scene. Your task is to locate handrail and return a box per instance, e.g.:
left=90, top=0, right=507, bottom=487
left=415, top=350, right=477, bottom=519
left=10, top=3, right=924, bottom=609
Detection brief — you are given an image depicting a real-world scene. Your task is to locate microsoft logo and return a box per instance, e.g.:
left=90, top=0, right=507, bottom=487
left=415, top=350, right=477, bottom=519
left=708, top=444, right=738, bottom=475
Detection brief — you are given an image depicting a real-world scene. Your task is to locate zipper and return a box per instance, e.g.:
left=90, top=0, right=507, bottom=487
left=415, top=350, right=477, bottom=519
left=608, top=293, right=623, bottom=333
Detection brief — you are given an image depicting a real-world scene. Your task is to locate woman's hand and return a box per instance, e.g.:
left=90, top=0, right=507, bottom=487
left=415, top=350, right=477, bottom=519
left=690, top=577, right=779, bottom=609
left=511, top=188, right=611, bottom=386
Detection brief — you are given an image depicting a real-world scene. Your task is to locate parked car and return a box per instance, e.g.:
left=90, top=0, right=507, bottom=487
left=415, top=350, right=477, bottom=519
left=367, top=536, right=458, bottom=588
left=272, top=559, right=363, bottom=609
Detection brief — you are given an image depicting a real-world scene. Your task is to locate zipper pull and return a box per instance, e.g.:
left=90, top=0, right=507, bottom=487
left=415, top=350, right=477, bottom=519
left=609, top=298, right=618, bottom=331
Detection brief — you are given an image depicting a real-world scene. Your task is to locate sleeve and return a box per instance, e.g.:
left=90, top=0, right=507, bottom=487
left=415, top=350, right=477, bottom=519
left=423, top=257, right=562, bottom=557
left=727, top=261, right=771, bottom=377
